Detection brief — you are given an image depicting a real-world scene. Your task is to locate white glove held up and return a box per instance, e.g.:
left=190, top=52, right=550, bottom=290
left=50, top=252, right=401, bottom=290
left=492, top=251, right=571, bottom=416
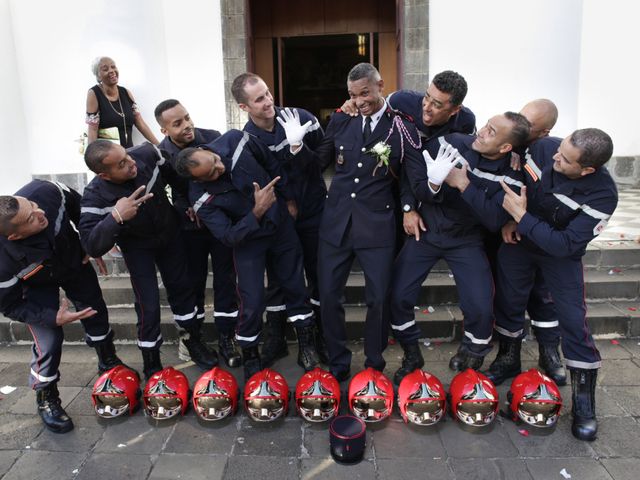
left=423, top=144, right=459, bottom=186
left=276, top=108, right=312, bottom=147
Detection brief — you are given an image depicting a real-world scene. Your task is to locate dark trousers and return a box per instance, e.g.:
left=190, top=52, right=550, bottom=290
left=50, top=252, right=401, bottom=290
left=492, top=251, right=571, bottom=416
left=390, top=238, right=494, bottom=357
left=485, top=233, right=560, bottom=345
left=233, top=216, right=312, bottom=348
left=122, top=230, right=197, bottom=350
left=183, top=229, right=238, bottom=332
left=265, top=212, right=321, bottom=310
left=318, top=225, right=394, bottom=374
left=495, top=243, right=601, bottom=369
left=25, top=262, right=111, bottom=388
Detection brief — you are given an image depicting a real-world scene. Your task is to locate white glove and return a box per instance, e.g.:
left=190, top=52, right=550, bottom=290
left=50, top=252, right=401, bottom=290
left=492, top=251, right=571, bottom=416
left=276, top=108, right=312, bottom=147
left=423, top=144, right=459, bottom=186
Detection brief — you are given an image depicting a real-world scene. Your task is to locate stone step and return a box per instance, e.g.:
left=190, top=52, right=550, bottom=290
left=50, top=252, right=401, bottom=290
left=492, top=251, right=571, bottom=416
left=95, top=240, right=640, bottom=276
left=93, top=267, right=640, bottom=307
left=2, top=300, right=638, bottom=344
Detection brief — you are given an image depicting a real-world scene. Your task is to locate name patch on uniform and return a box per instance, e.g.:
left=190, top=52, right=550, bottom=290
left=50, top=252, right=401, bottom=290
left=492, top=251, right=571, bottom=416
left=593, top=219, right=608, bottom=236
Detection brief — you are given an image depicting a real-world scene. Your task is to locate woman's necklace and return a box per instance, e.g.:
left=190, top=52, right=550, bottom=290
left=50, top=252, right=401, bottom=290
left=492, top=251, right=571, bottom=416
left=100, top=84, right=128, bottom=144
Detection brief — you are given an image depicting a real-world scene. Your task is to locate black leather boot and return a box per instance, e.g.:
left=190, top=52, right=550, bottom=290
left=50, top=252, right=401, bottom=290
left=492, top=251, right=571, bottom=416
left=243, top=346, right=262, bottom=382
left=36, top=383, right=74, bottom=433
left=393, top=342, right=425, bottom=385
left=570, top=368, right=598, bottom=441
left=218, top=330, right=242, bottom=368
left=539, top=343, right=567, bottom=386
left=179, top=324, right=218, bottom=370
left=485, top=336, right=521, bottom=385
left=261, top=311, right=289, bottom=367
left=141, top=348, right=163, bottom=380
left=449, top=346, right=469, bottom=371
left=295, top=324, right=320, bottom=371
left=94, top=338, right=124, bottom=372
left=313, top=307, right=330, bottom=364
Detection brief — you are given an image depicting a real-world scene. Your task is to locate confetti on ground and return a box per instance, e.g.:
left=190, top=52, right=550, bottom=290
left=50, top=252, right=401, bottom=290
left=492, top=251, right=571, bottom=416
left=414, top=306, right=420, bottom=310
left=518, top=429, right=529, bottom=437
left=427, top=306, right=435, bottom=313
left=422, top=309, right=429, bottom=314
left=628, top=307, right=637, bottom=311
left=423, top=340, right=431, bottom=347
left=388, top=338, right=397, bottom=345
left=559, top=467, right=572, bottom=479
left=610, top=339, right=620, bottom=345
left=117, top=444, right=126, bottom=448
left=72, top=470, right=78, bottom=474
left=434, top=341, right=442, bottom=346
left=0, top=386, right=16, bottom=395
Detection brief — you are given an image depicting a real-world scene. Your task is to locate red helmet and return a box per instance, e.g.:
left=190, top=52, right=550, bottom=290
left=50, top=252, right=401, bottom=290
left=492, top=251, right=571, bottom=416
left=450, top=369, right=499, bottom=427
left=143, top=367, right=190, bottom=420
left=397, top=369, right=446, bottom=426
left=91, top=366, right=140, bottom=418
left=295, top=367, right=340, bottom=422
left=509, top=368, right=562, bottom=428
left=192, top=367, right=239, bottom=421
left=348, top=368, right=394, bottom=422
left=244, top=368, right=290, bottom=422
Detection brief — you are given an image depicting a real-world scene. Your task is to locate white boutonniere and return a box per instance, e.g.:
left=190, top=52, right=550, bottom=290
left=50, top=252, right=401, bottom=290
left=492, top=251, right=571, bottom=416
left=368, top=141, right=391, bottom=167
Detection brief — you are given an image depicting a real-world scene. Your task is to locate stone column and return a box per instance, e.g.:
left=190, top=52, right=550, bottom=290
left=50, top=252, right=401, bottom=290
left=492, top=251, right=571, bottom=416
left=221, top=0, right=249, bottom=130
left=401, top=0, right=429, bottom=91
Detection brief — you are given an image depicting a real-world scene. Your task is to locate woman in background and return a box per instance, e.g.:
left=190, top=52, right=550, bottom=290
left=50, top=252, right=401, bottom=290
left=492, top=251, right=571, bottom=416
left=86, top=56, right=158, bottom=147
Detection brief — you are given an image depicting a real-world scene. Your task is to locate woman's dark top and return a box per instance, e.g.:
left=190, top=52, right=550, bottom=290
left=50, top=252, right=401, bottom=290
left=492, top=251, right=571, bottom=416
left=89, top=85, right=136, bottom=148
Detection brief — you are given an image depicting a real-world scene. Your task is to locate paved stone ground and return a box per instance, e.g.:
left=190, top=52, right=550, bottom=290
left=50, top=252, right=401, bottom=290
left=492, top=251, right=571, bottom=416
left=0, top=339, right=638, bottom=479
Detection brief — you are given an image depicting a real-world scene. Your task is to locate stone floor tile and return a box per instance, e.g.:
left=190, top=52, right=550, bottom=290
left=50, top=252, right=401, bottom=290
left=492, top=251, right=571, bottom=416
left=300, top=457, right=376, bottom=480
left=450, top=458, right=534, bottom=480
left=602, top=386, right=640, bottom=416
left=0, top=414, right=44, bottom=450
left=232, top=416, right=304, bottom=457
left=2, top=450, right=87, bottom=480
left=591, top=417, right=640, bottom=458
left=225, top=455, right=299, bottom=480
left=598, top=360, right=640, bottom=386
left=371, top=417, right=446, bottom=459
left=377, top=457, right=453, bottom=480
left=525, top=457, right=614, bottom=480
left=75, top=452, right=153, bottom=480
left=0, top=451, right=21, bottom=477
left=149, top=453, right=227, bottom=480
left=439, top=417, right=519, bottom=459
left=601, top=458, right=640, bottom=480
left=163, top=413, right=239, bottom=455
left=93, top=413, right=176, bottom=454
left=503, top=415, right=596, bottom=458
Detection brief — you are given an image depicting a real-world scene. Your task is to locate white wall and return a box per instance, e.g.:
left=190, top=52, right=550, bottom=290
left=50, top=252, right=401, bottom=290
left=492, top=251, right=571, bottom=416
left=0, top=0, right=30, bottom=194
left=430, top=0, right=583, bottom=139
left=578, top=0, right=640, bottom=155
left=1, top=0, right=225, bottom=194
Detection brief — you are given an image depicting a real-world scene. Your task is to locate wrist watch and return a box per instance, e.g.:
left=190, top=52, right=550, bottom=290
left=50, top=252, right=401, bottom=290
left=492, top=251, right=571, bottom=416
left=403, top=204, right=414, bottom=213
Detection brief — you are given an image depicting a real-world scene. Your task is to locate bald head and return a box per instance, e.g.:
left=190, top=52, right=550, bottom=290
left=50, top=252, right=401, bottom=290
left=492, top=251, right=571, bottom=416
left=519, top=99, right=558, bottom=142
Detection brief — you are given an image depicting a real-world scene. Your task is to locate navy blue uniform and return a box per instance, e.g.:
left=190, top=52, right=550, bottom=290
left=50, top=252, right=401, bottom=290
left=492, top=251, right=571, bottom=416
left=243, top=107, right=326, bottom=312
left=315, top=103, right=422, bottom=374
left=0, top=180, right=112, bottom=388
left=390, top=134, right=523, bottom=357
left=79, top=143, right=197, bottom=350
left=387, top=89, right=476, bottom=212
left=189, top=130, right=313, bottom=348
left=494, top=137, right=618, bottom=369
left=160, top=128, right=238, bottom=332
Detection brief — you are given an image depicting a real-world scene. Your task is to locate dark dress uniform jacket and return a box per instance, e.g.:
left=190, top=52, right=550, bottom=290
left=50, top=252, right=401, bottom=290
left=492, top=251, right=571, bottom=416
left=189, top=130, right=292, bottom=247
left=387, top=89, right=476, bottom=212
left=159, top=128, right=221, bottom=231
left=0, top=180, right=85, bottom=327
left=317, top=107, right=422, bottom=249
left=243, top=107, right=326, bottom=221
left=518, top=136, right=618, bottom=259
left=79, top=143, right=180, bottom=257
left=413, top=134, right=523, bottom=247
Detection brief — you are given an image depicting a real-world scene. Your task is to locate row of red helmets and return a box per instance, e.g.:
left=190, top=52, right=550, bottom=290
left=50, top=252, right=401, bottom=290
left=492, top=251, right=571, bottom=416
left=91, top=365, right=562, bottom=427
